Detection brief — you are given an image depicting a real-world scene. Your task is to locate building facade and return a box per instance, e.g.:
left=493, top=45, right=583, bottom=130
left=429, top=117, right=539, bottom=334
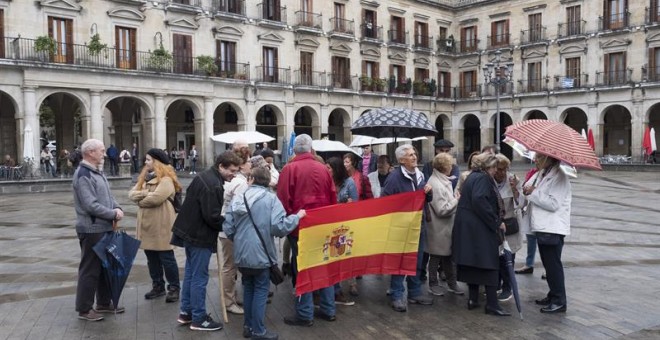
left=1, top=0, right=659, bottom=167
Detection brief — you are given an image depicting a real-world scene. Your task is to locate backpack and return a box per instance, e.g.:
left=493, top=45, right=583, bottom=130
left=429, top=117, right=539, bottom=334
left=168, top=190, right=183, bottom=213
left=122, top=151, right=130, bottom=161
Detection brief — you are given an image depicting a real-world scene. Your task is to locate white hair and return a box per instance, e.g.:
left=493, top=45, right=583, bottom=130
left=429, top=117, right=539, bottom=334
left=293, top=134, right=313, bottom=154
left=81, top=139, right=104, bottom=155
left=395, top=144, right=414, bottom=162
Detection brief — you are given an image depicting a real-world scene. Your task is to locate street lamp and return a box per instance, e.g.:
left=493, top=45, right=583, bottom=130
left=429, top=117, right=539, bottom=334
left=483, top=50, right=514, bottom=150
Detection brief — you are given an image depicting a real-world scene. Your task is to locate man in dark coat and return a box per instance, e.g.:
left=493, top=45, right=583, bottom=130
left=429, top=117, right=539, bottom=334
left=131, top=143, right=139, bottom=173
left=381, top=144, right=434, bottom=312
left=171, top=151, right=242, bottom=331
left=105, top=144, right=118, bottom=176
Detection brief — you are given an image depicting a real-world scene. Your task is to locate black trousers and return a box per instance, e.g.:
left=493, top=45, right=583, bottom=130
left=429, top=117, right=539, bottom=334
left=537, top=233, right=566, bottom=305
left=75, top=232, right=112, bottom=313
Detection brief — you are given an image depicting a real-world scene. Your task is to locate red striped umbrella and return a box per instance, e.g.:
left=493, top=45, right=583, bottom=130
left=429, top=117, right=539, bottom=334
left=505, top=120, right=602, bottom=170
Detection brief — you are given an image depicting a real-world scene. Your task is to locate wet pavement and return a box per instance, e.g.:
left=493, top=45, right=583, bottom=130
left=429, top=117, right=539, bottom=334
left=0, top=170, right=659, bottom=339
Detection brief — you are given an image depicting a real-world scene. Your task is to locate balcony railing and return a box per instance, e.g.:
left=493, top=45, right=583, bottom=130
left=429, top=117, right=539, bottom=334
left=360, top=24, right=383, bottom=42
left=596, top=70, right=631, bottom=86
left=647, top=6, right=660, bottom=24
left=168, top=0, right=202, bottom=7
left=294, top=11, right=322, bottom=29
left=520, top=27, right=546, bottom=44
left=554, top=74, right=588, bottom=90
left=437, top=38, right=457, bottom=53
left=359, top=77, right=387, bottom=92
left=329, top=18, right=355, bottom=35
left=413, top=34, right=433, bottom=50
left=558, top=20, right=586, bottom=37
left=294, top=70, right=328, bottom=87
left=387, top=30, right=409, bottom=45
left=330, top=73, right=355, bottom=90
left=412, top=79, right=436, bottom=96
left=487, top=34, right=510, bottom=49
left=215, top=61, right=250, bottom=80
left=212, top=0, right=245, bottom=16
left=458, top=39, right=479, bottom=53
left=437, top=84, right=452, bottom=98
left=518, top=78, right=548, bottom=93
left=257, top=3, right=286, bottom=23
left=256, top=66, right=290, bottom=84
left=599, top=12, right=630, bottom=31
left=456, top=85, right=482, bottom=99
left=483, top=82, right=513, bottom=96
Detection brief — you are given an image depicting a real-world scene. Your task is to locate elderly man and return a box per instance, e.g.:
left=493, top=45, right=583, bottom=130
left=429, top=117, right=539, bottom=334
left=73, top=139, right=124, bottom=321
left=171, top=151, right=242, bottom=331
left=277, top=134, right=338, bottom=326
left=381, top=144, right=434, bottom=312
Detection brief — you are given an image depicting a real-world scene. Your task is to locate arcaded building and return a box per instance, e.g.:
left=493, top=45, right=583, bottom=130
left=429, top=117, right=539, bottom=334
left=1, top=0, right=659, bottom=167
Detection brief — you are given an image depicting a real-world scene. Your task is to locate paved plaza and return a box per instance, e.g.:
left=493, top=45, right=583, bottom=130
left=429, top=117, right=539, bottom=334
left=0, top=169, right=660, bottom=339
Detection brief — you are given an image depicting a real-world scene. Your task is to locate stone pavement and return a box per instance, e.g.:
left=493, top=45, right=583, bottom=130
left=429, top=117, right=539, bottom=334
left=0, top=170, right=659, bottom=340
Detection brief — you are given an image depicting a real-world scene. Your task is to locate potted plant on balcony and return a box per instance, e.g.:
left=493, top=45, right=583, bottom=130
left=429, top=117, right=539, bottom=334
left=375, top=78, right=387, bottom=92
left=34, top=35, right=56, bottom=62
left=148, top=45, right=173, bottom=72
left=360, top=76, right=373, bottom=91
left=84, top=33, right=108, bottom=66
left=196, top=55, right=218, bottom=76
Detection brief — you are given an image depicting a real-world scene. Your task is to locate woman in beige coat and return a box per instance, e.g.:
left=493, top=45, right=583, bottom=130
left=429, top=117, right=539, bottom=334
left=426, top=153, right=463, bottom=296
left=129, top=148, right=182, bottom=303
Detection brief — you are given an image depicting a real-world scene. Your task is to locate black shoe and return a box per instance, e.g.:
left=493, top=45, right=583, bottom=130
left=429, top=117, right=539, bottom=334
left=165, top=288, right=179, bottom=303
left=542, top=273, right=547, bottom=280
left=467, top=300, right=480, bottom=310
left=515, top=267, right=534, bottom=274
left=144, top=286, right=165, bottom=299
left=540, top=304, right=567, bottom=314
left=314, top=310, right=336, bottom=322
left=485, top=306, right=511, bottom=316
left=283, top=316, right=313, bottom=327
left=251, top=330, right=279, bottom=340
left=190, top=314, right=223, bottom=331
left=243, top=326, right=252, bottom=338
left=535, top=297, right=551, bottom=305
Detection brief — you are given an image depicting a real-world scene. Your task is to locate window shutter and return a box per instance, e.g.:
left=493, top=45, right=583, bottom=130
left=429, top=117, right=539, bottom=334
left=491, top=21, right=496, bottom=46
left=0, top=10, right=5, bottom=58
left=603, top=1, right=610, bottom=29
left=65, top=19, right=73, bottom=63
left=401, top=17, right=406, bottom=42
left=374, top=62, right=379, bottom=79
left=653, top=0, right=659, bottom=21
left=504, top=19, right=510, bottom=44
left=650, top=48, right=657, bottom=80
left=129, top=29, right=136, bottom=69
left=361, top=60, right=366, bottom=76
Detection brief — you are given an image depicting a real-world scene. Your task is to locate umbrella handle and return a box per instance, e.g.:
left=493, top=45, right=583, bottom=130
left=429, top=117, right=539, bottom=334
left=112, top=220, right=119, bottom=231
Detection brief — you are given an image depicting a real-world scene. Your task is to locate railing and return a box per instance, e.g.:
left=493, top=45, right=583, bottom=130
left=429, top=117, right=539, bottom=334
left=554, top=74, right=588, bottom=90
left=413, top=34, right=433, bottom=50
left=648, top=66, right=660, bottom=82
left=518, top=78, right=548, bottom=93
left=256, top=66, right=290, bottom=84
left=456, top=85, right=482, bottom=99
left=558, top=20, right=586, bottom=37
left=459, top=39, right=479, bottom=53
left=596, top=70, right=631, bottom=86
left=387, top=30, right=409, bottom=45
left=294, top=11, right=322, bottom=29
left=330, top=73, right=355, bottom=90
left=412, top=80, right=436, bottom=96
left=599, top=12, right=630, bottom=30
left=359, top=77, right=387, bottom=92
left=360, top=24, right=383, bottom=41
left=212, top=0, right=245, bottom=16
left=168, top=0, right=202, bottom=7
left=294, top=70, right=328, bottom=87
left=437, top=84, right=453, bottom=98
left=329, top=18, right=355, bottom=35
left=520, top=27, right=546, bottom=44
left=483, top=82, right=513, bottom=96
left=487, top=33, right=510, bottom=49
left=437, top=38, right=457, bottom=53
left=388, top=78, right=410, bottom=94
left=215, top=61, right=250, bottom=80
left=257, top=3, right=286, bottom=23
left=647, top=6, right=660, bottom=24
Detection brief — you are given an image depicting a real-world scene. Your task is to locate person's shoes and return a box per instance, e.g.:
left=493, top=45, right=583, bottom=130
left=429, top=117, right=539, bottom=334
left=314, top=310, right=336, bottom=322
left=283, top=316, right=313, bottom=327
left=78, top=309, right=104, bottom=321
left=268, top=291, right=274, bottom=298
left=420, top=274, right=428, bottom=282
left=540, top=304, right=567, bottom=314
left=335, top=292, right=355, bottom=306
left=177, top=312, right=192, bottom=325
left=542, top=272, right=547, bottom=280
left=243, top=325, right=252, bottom=338
left=391, top=299, right=407, bottom=312
left=95, top=305, right=125, bottom=314
left=535, top=297, right=551, bottom=305
left=251, top=330, right=279, bottom=339
left=515, top=266, right=534, bottom=274
left=165, top=288, right=179, bottom=303
left=349, top=283, right=359, bottom=297
left=498, top=290, right=513, bottom=302
left=190, top=314, right=223, bottom=331
left=440, top=272, right=447, bottom=281
left=144, top=286, right=166, bottom=299
left=407, top=295, right=433, bottom=305
left=467, top=300, right=480, bottom=310
left=447, top=285, right=464, bottom=295
left=189, top=171, right=193, bottom=175
left=485, top=306, right=512, bottom=316
left=428, top=285, right=445, bottom=296
left=386, top=289, right=392, bottom=296
left=281, top=263, right=292, bottom=276
left=227, top=304, right=244, bottom=315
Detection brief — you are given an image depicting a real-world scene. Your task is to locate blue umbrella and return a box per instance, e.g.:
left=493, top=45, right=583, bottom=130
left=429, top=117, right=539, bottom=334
left=93, top=230, right=141, bottom=310
left=285, top=132, right=296, bottom=163
left=501, top=237, right=523, bottom=320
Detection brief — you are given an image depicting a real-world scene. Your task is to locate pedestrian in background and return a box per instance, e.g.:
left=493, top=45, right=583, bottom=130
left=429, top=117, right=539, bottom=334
left=129, top=148, right=182, bottom=304
left=132, top=143, right=139, bottom=173
left=189, top=144, right=198, bottom=174
left=106, top=144, right=119, bottom=176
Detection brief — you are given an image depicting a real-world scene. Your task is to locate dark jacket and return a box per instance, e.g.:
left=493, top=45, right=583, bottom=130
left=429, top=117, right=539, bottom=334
left=423, top=161, right=459, bottom=190
left=451, top=170, right=501, bottom=270
left=381, top=166, right=432, bottom=219
left=171, top=167, right=225, bottom=249
left=357, top=152, right=378, bottom=174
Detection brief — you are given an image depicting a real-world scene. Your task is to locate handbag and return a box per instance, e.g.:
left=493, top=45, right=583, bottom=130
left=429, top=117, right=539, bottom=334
left=243, top=195, right=285, bottom=285
left=503, top=217, right=519, bottom=236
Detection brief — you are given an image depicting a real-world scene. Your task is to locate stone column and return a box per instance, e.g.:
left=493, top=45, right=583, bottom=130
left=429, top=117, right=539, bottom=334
left=22, top=87, right=39, bottom=162
left=202, top=97, right=214, bottom=167
left=90, top=90, right=103, bottom=141
left=154, top=94, right=166, bottom=149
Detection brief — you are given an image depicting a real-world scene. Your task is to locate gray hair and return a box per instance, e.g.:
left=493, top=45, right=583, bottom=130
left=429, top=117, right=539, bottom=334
left=471, top=152, right=498, bottom=171
left=251, top=166, right=271, bottom=187
left=395, top=144, right=414, bottom=163
left=293, top=134, right=313, bottom=154
left=81, top=139, right=104, bottom=155
left=249, top=155, right=268, bottom=169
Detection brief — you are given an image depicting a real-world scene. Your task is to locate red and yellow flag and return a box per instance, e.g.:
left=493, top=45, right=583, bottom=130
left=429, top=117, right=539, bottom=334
left=295, top=190, right=425, bottom=296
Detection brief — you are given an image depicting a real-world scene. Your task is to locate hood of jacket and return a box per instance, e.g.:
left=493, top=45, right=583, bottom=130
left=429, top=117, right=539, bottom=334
left=229, top=185, right=268, bottom=217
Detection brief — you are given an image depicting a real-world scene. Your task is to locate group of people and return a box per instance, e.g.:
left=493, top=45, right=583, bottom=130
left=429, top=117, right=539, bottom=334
left=72, top=133, right=572, bottom=339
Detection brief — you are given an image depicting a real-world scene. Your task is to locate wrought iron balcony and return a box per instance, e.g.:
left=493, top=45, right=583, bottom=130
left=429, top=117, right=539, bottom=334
left=518, top=78, right=548, bottom=93
left=487, top=33, right=510, bottom=49
left=413, top=34, right=433, bottom=51
left=596, top=70, right=631, bottom=86
left=168, top=0, right=202, bottom=7
left=458, top=39, right=479, bottom=53
left=257, top=3, right=286, bottom=23
left=329, top=18, right=355, bottom=36
left=436, top=84, right=452, bottom=99
left=359, top=77, right=387, bottom=92
left=647, top=6, right=660, bottom=25
left=294, top=70, right=328, bottom=87
left=437, top=38, right=457, bottom=53
left=520, top=27, right=546, bottom=44
left=455, top=85, right=482, bottom=99
left=482, top=82, right=513, bottom=96
left=330, top=73, right=355, bottom=90
left=294, top=11, right=322, bottom=29
left=256, top=66, right=291, bottom=84
left=412, top=79, right=436, bottom=96
left=212, top=0, right=245, bottom=17
left=360, top=24, right=383, bottom=42
left=599, top=12, right=630, bottom=31
left=553, top=74, right=588, bottom=90
left=558, top=20, right=586, bottom=38
left=387, top=30, right=409, bottom=46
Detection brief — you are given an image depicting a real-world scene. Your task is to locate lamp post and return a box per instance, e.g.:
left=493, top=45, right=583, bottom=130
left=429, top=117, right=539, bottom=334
left=483, top=50, right=514, bottom=150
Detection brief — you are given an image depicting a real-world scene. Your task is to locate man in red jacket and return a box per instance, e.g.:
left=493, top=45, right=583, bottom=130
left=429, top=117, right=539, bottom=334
left=277, top=134, right=337, bottom=327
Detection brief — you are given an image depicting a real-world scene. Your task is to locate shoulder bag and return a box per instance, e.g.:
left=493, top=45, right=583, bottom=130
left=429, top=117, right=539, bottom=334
left=243, top=195, right=285, bottom=285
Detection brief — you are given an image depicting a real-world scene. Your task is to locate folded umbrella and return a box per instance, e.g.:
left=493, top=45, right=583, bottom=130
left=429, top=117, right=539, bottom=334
left=93, top=229, right=141, bottom=310
left=501, top=238, right=523, bottom=320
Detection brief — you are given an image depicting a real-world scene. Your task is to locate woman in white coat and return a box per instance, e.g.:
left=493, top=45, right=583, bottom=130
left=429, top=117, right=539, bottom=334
left=523, top=153, right=571, bottom=314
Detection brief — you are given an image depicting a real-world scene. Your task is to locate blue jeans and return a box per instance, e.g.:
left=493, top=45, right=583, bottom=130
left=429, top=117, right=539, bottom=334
left=390, top=227, right=426, bottom=301
left=180, top=243, right=213, bottom=323
left=525, top=233, right=537, bottom=268
left=242, top=268, right=270, bottom=336
left=288, top=236, right=335, bottom=320
left=191, top=159, right=197, bottom=173
left=144, top=249, right=180, bottom=290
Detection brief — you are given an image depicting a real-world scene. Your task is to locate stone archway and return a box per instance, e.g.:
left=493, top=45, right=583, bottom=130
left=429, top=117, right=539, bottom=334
left=646, top=103, right=660, bottom=147
left=294, top=106, right=318, bottom=139
left=462, top=114, right=481, bottom=162
left=213, top=102, right=243, bottom=134
left=602, top=105, right=631, bottom=156
left=328, top=108, right=351, bottom=144
left=434, top=114, right=451, bottom=141
left=561, top=107, right=588, bottom=133
left=490, top=112, right=513, bottom=160
left=39, top=92, right=84, bottom=160
left=525, top=110, right=547, bottom=120
left=256, top=105, right=284, bottom=150
left=166, top=99, right=201, bottom=171
left=0, top=91, right=18, bottom=161
left=105, top=96, right=150, bottom=157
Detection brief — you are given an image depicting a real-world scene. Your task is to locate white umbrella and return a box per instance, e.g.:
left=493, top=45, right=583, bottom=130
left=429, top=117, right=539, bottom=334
left=651, top=127, right=657, bottom=151
left=580, top=128, right=587, bottom=140
left=349, top=135, right=427, bottom=147
left=211, top=131, right=274, bottom=144
left=23, top=124, right=35, bottom=162
left=311, top=140, right=354, bottom=153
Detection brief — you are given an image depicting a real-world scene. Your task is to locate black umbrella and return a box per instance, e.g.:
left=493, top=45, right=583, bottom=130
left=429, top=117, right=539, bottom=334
left=93, top=229, right=141, bottom=311
left=501, top=237, right=523, bottom=320
left=351, top=107, right=437, bottom=140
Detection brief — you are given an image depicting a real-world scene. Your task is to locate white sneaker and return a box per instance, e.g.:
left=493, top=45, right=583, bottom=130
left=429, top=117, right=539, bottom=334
left=189, top=171, right=193, bottom=175
left=226, top=304, right=244, bottom=315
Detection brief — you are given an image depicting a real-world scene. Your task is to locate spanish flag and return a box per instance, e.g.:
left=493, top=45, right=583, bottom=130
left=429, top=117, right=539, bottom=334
left=295, top=190, right=425, bottom=296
